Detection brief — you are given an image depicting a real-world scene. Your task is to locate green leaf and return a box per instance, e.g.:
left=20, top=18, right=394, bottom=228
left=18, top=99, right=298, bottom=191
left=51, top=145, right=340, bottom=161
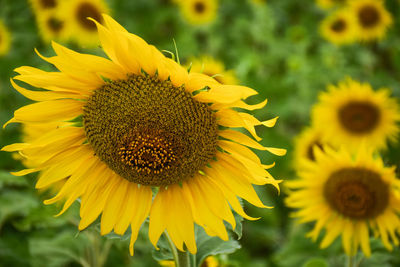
left=29, top=230, right=89, bottom=267
left=195, top=226, right=241, bottom=267
left=227, top=209, right=244, bottom=240
left=0, top=171, right=28, bottom=189
left=152, top=232, right=174, bottom=262
left=0, top=190, right=38, bottom=230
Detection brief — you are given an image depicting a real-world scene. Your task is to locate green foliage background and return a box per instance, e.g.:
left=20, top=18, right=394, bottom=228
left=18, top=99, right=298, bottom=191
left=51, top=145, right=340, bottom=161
left=1, top=0, right=400, bottom=266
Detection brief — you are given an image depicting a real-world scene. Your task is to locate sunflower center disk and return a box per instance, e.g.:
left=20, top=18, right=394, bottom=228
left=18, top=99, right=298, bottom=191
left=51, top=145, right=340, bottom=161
left=47, top=17, right=64, bottom=33
left=118, top=131, right=176, bottom=174
left=358, top=5, right=380, bottom=28
left=76, top=3, right=102, bottom=31
left=83, top=75, right=218, bottom=186
left=331, top=19, right=346, bottom=33
left=194, top=1, right=206, bottom=13
left=324, top=167, right=389, bottom=219
left=338, top=101, right=380, bottom=134
left=40, top=0, right=56, bottom=9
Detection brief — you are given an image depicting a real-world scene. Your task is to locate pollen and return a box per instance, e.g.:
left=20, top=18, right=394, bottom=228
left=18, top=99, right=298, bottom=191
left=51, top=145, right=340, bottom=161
left=83, top=74, right=218, bottom=186
left=118, top=131, right=176, bottom=174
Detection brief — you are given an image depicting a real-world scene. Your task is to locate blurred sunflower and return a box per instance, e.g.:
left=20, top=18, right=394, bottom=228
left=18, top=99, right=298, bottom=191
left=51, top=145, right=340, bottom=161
left=188, top=55, right=238, bottom=85
left=179, top=0, right=217, bottom=25
left=59, top=0, right=109, bottom=47
left=29, top=0, right=58, bottom=13
left=293, top=127, right=325, bottom=169
left=286, top=145, right=400, bottom=256
left=320, top=9, right=357, bottom=45
left=0, top=20, right=11, bottom=56
left=35, top=10, right=70, bottom=43
left=2, top=15, right=285, bottom=255
left=315, top=0, right=347, bottom=10
left=312, top=78, right=400, bottom=151
left=350, top=0, right=392, bottom=41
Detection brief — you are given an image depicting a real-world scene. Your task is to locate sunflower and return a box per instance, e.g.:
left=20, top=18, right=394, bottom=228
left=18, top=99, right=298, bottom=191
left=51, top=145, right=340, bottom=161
left=315, top=0, right=347, bottom=10
left=312, top=78, right=400, bottom=151
left=188, top=56, right=238, bottom=85
left=0, top=20, right=11, bottom=56
left=292, top=127, right=327, bottom=171
left=29, top=0, right=58, bottom=13
left=35, top=9, right=71, bottom=43
left=320, top=9, right=357, bottom=45
left=286, top=145, right=400, bottom=256
left=2, top=15, right=285, bottom=255
left=179, top=0, right=217, bottom=25
left=58, top=0, right=109, bottom=47
left=349, top=0, right=392, bottom=41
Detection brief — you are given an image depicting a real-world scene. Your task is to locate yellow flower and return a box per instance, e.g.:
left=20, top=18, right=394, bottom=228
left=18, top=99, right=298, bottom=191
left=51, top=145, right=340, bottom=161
left=315, top=0, right=348, bottom=10
left=179, top=0, right=218, bottom=25
left=286, top=145, right=400, bottom=256
left=29, top=0, right=58, bottom=13
left=2, top=15, right=285, bottom=255
left=312, top=78, right=400, bottom=151
left=188, top=56, right=238, bottom=85
left=349, top=0, right=392, bottom=41
left=0, top=20, right=11, bottom=56
left=58, top=0, right=109, bottom=47
left=320, top=9, right=357, bottom=45
left=34, top=9, right=71, bottom=43
left=292, top=127, right=326, bottom=170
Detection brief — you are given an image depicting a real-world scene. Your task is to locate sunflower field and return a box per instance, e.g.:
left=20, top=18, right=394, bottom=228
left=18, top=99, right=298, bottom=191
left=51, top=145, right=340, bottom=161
left=1, top=0, right=400, bottom=266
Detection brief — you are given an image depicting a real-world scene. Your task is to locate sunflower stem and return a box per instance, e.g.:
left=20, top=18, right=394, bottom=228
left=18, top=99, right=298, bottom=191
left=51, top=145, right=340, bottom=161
left=177, top=249, right=190, bottom=267
left=347, top=255, right=355, bottom=267
left=164, top=231, right=183, bottom=267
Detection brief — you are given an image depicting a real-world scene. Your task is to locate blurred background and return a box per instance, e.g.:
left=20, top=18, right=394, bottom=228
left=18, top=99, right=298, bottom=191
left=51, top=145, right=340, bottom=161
left=1, top=0, right=400, bottom=266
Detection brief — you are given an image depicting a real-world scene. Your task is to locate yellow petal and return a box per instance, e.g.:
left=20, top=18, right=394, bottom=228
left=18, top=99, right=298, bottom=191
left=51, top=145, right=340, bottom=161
left=165, top=185, right=197, bottom=254
left=358, top=222, right=371, bottom=257
left=1, top=143, right=30, bottom=152
left=149, top=187, right=168, bottom=249
left=195, top=84, right=257, bottom=104
left=36, top=145, right=94, bottom=189
left=207, top=171, right=259, bottom=221
left=161, top=58, right=189, bottom=87
left=128, top=184, right=152, bottom=256
left=102, top=14, right=128, bottom=33
left=101, top=179, right=129, bottom=235
left=11, top=79, right=81, bottom=102
left=14, top=67, right=94, bottom=94
left=55, top=160, right=104, bottom=216
left=320, top=219, right=344, bottom=248
left=230, top=98, right=268, bottom=110
left=11, top=99, right=83, bottom=124
left=183, top=180, right=229, bottom=241
left=186, top=72, right=219, bottom=93
left=216, top=109, right=261, bottom=141
left=44, top=156, right=99, bottom=205
left=51, top=42, right=126, bottom=81
left=208, top=161, right=269, bottom=208
left=79, top=169, right=120, bottom=230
